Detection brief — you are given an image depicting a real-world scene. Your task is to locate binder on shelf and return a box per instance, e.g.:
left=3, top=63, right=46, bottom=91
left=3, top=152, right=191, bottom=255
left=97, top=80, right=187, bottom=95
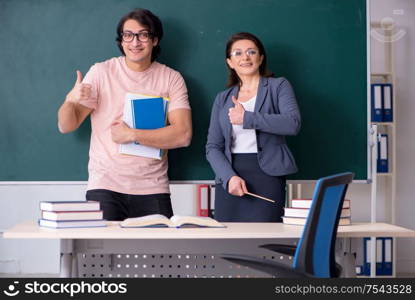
left=209, top=185, right=215, bottom=218
left=197, top=184, right=210, bottom=217
left=362, top=237, right=382, bottom=275
left=377, top=134, right=389, bottom=173
left=361, top=237, right=393, bottom=276
left=371, top=84, right=383, bottom=122
left=362, top=237, right=370, bottom=275
left=382, top=84, right=393, bottom=122
left=370, top=83, right=394, bottom=123
left=376, top=238, right=383, bottom=273
left=376, top=237, right=393, bottom=276
left=383, top=238, right=393, bottom=276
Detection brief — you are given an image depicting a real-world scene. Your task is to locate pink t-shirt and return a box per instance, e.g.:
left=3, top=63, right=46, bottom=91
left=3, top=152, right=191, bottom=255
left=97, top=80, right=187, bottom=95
left=79, top=57, right=190, bottom=195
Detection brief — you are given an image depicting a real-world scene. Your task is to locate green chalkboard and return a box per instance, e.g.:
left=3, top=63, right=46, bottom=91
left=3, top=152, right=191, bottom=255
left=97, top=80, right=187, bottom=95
left=0, top=0, right=367, bottom=181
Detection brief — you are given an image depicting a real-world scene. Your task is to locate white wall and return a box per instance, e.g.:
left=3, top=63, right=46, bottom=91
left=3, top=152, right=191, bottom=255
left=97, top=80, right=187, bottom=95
left=0, top=184, right=197, bottom=275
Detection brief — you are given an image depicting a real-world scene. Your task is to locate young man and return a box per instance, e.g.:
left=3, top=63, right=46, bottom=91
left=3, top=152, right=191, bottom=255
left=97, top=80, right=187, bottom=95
left=57, top=9, right=192, bottom=221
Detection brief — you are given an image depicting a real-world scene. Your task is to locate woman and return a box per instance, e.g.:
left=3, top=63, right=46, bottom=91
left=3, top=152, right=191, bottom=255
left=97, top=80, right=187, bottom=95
left=206, top=32, right=301, bottom=222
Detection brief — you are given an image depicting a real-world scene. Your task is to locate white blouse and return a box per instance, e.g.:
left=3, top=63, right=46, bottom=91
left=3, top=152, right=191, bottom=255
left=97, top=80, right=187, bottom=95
left=231, top=95, right=258, bottom=153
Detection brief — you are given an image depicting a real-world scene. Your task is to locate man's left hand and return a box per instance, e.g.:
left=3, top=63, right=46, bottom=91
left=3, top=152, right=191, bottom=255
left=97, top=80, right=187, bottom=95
left=111, top=121, right=134, bottom=144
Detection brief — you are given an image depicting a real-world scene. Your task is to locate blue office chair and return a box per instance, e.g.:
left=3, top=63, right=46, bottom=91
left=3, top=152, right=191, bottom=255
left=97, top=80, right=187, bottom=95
left=222, top=172, right=354, bottom=278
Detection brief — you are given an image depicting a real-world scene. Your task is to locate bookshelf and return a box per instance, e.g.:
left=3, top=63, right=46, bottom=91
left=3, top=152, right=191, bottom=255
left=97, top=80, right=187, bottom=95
left=284, top=19, right=400, bottom=278
left=369, top=19, right=398, bottom=277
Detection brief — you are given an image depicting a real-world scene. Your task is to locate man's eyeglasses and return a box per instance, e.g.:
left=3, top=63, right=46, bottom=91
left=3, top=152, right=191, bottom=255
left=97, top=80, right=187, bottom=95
left=229, top=49, right=258, bottom=57
left=121, top=31, right=153, bottom=42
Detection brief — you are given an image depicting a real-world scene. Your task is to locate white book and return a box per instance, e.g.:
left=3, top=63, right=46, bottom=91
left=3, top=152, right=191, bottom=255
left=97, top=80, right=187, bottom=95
left=39, top=219, right=106, bottom=228
left=41, top=210, right=103, bottom=221
left=119, top=93, right=168, bottom=159
left=284, top=207, right=351, bottom=218
left=291, top=198, right=350, bottom=209
left=119, top=214, right=226, bottom=228
left=282, top=216, right=351, bottom=226
left=39, top=201, right=100, bottom=212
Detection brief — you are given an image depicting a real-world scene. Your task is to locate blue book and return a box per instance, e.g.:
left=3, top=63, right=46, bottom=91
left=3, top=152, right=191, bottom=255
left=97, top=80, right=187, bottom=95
left=131, top=97, right=166, bottom=130
left=120, top=93, right=169, bottom=159
left=382, top=84, right=393, bottom=122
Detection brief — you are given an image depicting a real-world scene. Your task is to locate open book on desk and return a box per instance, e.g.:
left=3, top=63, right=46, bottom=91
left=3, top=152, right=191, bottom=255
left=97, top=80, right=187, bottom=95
left=120, top=93, right=168, bottom=159
left=119, top=214, right=226, bottom=228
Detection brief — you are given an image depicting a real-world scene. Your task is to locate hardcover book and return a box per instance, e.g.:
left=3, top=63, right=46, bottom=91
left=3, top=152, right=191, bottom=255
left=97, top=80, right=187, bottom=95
left=41, top=210, right=103, bottom=221
left=39, top=219, right=106, bottom=228
left=284, top=207, right=351, bottom=218
left=119, top=214, right=225, bottom=228
left=282, top=216, right=351, bottom=226
left=39, top=201, right=100, bottom=212
left=291, top=198, right=350, bottom=209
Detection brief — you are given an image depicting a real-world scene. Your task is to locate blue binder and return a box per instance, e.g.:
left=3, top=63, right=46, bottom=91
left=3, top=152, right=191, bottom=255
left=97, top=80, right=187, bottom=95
left=361, top=237, right=369, bottom=275
left=362, top=237, right=379, bottom=275
left=382, top=84, right=393, bottom=122
left=377, top=134, right=388, bottom=173
left=382, top=237, right=393, bottom=276
left=374, top=237, right=393, bottom=276
left=361, top=237, right=392, bottom=276
left=360, top=237, right=369, bottom=275
left=371, top=84, right=383, bottom=122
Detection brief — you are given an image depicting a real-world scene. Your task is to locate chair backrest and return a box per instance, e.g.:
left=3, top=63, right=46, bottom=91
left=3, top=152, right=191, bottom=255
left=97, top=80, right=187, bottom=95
left=292, top=172, right=354, bottom=277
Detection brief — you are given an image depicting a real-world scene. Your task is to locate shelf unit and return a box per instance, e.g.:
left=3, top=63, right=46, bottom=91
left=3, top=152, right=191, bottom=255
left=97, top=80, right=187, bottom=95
left=370, top=20, right=397, bottom=277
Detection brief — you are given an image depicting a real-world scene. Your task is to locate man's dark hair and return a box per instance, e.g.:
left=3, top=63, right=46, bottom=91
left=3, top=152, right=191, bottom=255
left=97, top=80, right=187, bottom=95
left=225, top=32, right=274, bottom=87
left=116, top=8, right=163, bottom=61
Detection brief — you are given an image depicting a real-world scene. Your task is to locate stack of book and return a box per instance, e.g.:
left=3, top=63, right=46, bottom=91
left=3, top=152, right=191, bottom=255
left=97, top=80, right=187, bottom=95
left=38, top=201, right=106, bottom=228
left=282, top=198, right=351, bottom=226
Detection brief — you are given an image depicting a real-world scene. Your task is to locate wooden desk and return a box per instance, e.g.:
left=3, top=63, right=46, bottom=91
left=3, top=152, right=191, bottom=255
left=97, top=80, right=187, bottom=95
left=6, top=221, right=415, bottom=239
left=4, top=221, right=415, bottom=278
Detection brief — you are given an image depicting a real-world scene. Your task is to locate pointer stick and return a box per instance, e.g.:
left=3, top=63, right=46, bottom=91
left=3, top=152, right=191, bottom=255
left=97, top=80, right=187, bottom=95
left=245, top=192, right=275, bottom=203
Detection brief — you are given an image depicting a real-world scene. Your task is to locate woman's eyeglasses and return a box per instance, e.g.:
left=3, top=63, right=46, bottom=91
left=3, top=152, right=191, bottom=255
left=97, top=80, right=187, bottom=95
left=229, top=49, right=258, bottom=57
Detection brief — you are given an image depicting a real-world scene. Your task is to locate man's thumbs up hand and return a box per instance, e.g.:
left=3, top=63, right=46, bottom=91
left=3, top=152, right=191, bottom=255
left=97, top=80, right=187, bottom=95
left=66, top=70, right=92, bottom=104
left=75, top=70, right=83, bottom=85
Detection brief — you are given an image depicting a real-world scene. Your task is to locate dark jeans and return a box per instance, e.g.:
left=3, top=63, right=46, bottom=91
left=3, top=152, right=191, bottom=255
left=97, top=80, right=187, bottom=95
left=86, top=189, right=173, bottom=221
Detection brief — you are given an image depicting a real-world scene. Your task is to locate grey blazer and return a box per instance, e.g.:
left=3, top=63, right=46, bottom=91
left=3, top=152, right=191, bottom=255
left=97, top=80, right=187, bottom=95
left=206, top=77, right=301, bottom=190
